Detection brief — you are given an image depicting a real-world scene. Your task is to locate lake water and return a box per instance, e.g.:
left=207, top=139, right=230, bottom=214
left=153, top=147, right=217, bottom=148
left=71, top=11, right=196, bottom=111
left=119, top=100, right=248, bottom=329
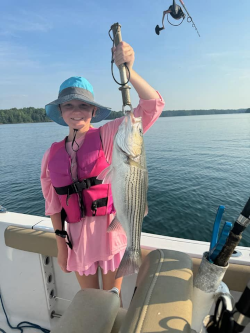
left=0, top=114, right=250, bottom=246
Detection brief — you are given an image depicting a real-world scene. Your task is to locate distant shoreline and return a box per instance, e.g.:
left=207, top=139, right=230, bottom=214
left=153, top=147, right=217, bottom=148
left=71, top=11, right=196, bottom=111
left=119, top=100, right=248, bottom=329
left=0, top=108, right=249, bottom=125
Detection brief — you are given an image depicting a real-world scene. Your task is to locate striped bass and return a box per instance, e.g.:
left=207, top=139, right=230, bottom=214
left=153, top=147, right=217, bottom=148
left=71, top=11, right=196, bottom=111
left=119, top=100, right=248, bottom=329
left=98, top=112, right=148, bottom=278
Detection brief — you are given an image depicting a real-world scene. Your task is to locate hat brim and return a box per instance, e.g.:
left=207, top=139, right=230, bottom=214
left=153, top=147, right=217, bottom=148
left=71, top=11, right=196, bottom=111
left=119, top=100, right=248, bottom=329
left=45, top=94, right=112, bottom=126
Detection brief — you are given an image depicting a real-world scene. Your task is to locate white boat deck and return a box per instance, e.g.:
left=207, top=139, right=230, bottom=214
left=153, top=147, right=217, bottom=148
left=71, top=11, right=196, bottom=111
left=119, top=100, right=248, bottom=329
left=1, top=212, right=250, bottom=333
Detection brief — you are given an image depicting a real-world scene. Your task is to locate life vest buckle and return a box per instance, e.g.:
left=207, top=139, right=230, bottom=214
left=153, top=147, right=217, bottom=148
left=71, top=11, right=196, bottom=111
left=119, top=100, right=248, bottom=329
left=72, top=181, right=86, bottom=193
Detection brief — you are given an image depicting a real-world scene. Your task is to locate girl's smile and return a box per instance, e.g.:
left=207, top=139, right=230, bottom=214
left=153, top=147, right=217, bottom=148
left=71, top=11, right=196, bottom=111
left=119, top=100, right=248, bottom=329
left=60, top=100, right=97, bottom=128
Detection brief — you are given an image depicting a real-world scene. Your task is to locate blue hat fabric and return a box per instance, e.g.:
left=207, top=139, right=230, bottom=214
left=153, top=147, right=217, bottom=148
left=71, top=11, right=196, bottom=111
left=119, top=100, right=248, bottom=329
left=45, top=77, right=112, bottom=126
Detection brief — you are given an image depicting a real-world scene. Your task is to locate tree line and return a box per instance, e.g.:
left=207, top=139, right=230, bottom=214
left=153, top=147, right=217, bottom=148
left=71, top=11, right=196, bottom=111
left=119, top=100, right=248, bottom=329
left=0, top=107, right=249, bottom=124
left=0, top=107, right=50, bottom=124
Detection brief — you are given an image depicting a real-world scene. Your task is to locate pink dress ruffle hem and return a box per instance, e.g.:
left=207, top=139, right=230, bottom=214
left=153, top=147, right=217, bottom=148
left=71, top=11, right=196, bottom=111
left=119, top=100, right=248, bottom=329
left=74, top=249, right=126, bottom=276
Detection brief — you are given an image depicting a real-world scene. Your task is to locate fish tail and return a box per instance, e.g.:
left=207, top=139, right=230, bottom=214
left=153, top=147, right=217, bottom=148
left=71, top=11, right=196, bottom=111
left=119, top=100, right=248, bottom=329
left=107, top=216, right=123, bottom=232
left=115, top=248, right=142, bottom=279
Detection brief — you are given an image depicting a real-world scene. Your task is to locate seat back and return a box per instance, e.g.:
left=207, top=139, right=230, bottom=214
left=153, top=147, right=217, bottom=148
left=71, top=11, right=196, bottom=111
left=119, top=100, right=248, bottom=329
left=120, top=249, right=193, bottom=333
left=51, top=289, right=120, bottom=333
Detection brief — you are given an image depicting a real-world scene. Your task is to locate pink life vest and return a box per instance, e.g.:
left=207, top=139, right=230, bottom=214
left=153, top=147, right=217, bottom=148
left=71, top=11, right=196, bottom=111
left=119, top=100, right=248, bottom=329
left=48, top=127, right=115, bottom=223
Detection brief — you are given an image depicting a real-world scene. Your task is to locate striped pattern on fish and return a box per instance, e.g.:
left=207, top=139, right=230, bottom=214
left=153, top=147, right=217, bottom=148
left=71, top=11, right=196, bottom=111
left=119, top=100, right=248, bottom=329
left=98, top=113, right=148, bottom=278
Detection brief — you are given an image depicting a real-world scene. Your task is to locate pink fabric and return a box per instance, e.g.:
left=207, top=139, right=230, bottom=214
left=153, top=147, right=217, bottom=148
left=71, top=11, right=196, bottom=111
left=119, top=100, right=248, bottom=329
left=41, top=92, right=165, bottom=275
left=77, top=249, right=125, bottom=276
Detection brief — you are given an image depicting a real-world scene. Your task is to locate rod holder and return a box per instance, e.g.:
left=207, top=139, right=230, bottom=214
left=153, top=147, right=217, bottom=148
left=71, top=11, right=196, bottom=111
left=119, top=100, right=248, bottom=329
left=192, top=252, right=229, bottom=332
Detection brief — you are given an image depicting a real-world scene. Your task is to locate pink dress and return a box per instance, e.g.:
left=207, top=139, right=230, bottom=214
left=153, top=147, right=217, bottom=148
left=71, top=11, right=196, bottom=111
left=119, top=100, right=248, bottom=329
left=41, top=93, right=165, bottom=275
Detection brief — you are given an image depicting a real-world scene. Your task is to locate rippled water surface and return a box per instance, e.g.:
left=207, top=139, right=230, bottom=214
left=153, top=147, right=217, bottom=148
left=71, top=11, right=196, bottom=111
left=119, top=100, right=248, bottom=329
left=1, top=114, right=250, bottom=246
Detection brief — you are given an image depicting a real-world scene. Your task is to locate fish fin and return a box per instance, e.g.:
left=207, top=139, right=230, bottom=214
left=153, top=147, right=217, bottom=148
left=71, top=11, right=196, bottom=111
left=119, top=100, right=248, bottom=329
left=97, top=165, right=113, bottom=183
left=107, top=216, right=124, bottom=232
left=115, top=248, right=142, bottom=278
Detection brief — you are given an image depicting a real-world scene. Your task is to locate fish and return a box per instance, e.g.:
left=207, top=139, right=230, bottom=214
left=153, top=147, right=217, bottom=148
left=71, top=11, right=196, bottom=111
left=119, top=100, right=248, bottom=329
left=98, top=112, right=148, bottom=278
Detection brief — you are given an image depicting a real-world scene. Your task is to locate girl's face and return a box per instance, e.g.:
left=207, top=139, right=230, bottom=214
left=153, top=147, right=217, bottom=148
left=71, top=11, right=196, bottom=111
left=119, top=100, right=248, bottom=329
left=60, top=99, right=97, bottom=129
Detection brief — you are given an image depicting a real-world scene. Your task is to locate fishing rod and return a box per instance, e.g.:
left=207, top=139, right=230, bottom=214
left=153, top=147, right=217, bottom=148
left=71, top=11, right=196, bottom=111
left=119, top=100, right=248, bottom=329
left=214, top=197, right=250, bottom=267
left=205, top=279, right=250, bottom=332
left=193, top=199, right=250, bottom=332
left=109, top=23, right=133, bottom=113
left=202, top=198, right=250, bottom=332
left=155, top=0, right=200, bottom=37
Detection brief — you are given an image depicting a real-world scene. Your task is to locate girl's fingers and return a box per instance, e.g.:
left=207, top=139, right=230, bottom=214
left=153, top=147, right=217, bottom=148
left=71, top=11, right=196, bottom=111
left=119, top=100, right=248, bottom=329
left=114, top=54, right=134, bottom=67
left=113, top=43, right=133, bottom=56
left=114, top=49, right=134, bottom=63
left=61, top=265, right=70, bottom=273
left=112, top=41, right=134, bottom=68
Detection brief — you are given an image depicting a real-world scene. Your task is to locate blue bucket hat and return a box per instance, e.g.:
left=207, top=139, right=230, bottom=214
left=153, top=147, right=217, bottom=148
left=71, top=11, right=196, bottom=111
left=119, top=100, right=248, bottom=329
left=45, top=77, right=112, bottom=126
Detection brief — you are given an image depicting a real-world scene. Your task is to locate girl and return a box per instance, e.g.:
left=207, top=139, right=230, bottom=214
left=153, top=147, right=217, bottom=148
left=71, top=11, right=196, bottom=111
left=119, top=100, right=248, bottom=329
left=41, top=41, right=165, bottom=294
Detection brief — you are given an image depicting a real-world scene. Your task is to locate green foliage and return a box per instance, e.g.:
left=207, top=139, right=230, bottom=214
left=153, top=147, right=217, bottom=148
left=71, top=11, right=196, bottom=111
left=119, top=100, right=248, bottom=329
left=0, top=107, right=248, bottom=125
left=0, top=107, right=51, bottom=124
left=161, top=109, right=247, bottom=117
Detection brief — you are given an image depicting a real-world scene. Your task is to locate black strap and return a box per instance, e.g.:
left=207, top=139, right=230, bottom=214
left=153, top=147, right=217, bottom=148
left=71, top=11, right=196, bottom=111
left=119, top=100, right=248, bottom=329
left=54, top=177, right=102, bottom=195
left=91, top=197, right=108, bottom=216
left=54, top=209, right=73, bottom=249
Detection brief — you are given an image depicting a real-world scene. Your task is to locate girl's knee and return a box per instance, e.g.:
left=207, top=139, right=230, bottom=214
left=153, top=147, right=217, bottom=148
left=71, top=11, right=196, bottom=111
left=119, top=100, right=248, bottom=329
left=75, top=271, right=99, bottom=289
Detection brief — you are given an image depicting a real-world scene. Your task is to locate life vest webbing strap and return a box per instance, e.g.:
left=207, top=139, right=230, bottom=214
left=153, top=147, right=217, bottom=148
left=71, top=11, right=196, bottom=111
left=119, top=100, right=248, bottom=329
left=54, top=177, right=102, bottom=195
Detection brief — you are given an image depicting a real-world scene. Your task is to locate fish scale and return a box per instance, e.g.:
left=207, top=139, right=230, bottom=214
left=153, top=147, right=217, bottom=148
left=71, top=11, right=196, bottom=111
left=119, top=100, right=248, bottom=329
left=98, top=113, right=148, bottom=278
left=126, top=167, right=144, bottom=249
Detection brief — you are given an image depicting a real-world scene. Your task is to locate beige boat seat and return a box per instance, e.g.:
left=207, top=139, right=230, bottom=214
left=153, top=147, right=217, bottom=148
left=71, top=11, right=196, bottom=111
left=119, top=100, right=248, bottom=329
left=50, top=288, right=120, bottom=333
left=120, top=249, right=193, bottom=333
left=49, top=249, right=193, bottom=333
left=4, top=225, right=58, bottom=257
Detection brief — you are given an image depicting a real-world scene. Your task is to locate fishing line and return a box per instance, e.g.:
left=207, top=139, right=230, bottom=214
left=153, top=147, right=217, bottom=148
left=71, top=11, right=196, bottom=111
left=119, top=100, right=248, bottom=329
left=179, top=0, right=200, bottom=37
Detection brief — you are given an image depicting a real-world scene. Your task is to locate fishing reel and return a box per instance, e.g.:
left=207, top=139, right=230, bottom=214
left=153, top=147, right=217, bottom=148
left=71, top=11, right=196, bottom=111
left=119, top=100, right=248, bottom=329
left=155, top=0, right=200, bottom=37
left=155, top=0, right=185, bottom=35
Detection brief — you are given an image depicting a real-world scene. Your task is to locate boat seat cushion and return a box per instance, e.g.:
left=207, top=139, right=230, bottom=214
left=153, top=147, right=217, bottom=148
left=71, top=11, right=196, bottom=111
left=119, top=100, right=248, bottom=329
left=120, top=249, right=193, bottom=333
left=50, top=289, right=120, bottom=333
left=4, top=226, right=58, bottom=257
left=111, top=308, right=127, bottom=333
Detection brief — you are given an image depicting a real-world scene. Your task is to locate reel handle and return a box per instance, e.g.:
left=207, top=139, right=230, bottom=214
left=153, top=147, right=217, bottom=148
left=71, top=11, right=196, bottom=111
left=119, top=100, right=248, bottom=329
left=155, top=25, right=165, bottom=35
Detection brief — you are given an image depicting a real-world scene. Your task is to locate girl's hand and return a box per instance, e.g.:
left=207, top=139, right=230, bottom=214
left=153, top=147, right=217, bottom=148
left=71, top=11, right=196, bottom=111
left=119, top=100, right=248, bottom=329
left=112, top=41, right=135, bottom=72
left=57, top=241, right=71, bottom=273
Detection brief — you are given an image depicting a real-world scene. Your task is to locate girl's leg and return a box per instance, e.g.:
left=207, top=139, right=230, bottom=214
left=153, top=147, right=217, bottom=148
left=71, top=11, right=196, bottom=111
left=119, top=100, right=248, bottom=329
left=75, top=270, right=99, bottom=289
left=101, top=269, right=123, bottom=307
left=101, top=268, right=123, bottom=292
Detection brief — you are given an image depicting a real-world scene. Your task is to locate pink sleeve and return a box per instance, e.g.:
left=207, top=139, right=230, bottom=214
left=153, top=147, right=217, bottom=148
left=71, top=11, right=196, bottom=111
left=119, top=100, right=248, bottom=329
left=41, top=148, right=62, bottom=216
left=100, top=91, right=165, bottom=163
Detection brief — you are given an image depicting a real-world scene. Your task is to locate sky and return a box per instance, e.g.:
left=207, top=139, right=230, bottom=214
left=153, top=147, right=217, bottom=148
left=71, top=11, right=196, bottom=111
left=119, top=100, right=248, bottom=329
left=0, top=0, right=249, bottom=111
